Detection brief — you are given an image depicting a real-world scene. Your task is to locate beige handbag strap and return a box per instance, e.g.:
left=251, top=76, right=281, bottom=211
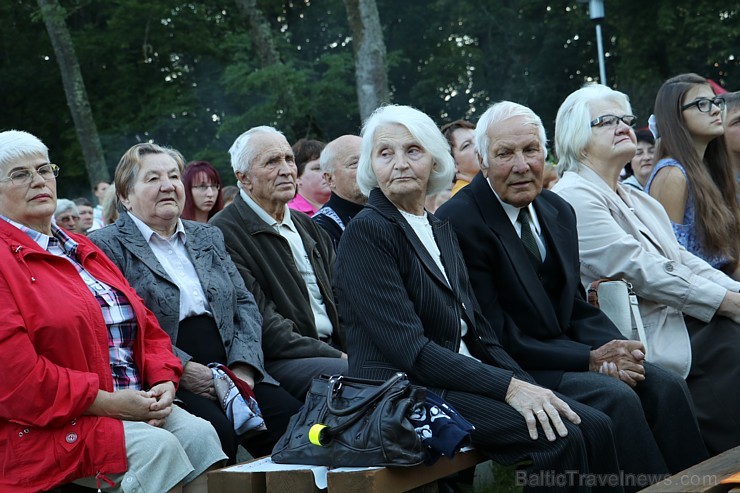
left=627, top=285, right=649, bottom=356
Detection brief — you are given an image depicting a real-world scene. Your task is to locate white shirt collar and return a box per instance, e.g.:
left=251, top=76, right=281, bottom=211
left=127, top=211, right=186, bottom=243
left=239, top=188, right=296, bottom=232
left=486, top=177, right=542, bottom=235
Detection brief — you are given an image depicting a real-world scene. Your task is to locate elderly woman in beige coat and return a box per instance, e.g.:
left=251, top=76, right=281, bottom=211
left=551, top=83, right=740, bottom=456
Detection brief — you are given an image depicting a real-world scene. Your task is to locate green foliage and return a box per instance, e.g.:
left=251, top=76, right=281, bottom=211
left=476, top=462, right=523, bottom=493
left=1, top=0, right=737, bottom=197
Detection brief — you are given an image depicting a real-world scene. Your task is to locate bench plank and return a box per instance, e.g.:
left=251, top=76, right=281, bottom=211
left=325, top=449, right=485, bottom=493
left=208, top=449, right=485, bottom=493
left=638, top=445, right=740, bottom=493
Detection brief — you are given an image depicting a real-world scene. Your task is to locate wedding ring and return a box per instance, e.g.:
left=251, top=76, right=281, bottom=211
left=535, top=410, right=546, bottom=416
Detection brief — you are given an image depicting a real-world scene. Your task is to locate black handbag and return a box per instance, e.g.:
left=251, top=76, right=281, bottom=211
left=271, top=372, right=428, bottom=467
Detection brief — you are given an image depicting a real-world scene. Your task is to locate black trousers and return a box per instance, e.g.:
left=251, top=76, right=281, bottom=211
left=445, top=390, right=620, bottom=493
left=558, top=362, right=708, bottom=491
left=685, top=315, right=740, bottom=455
left=177, top=316, right=302, bottom=463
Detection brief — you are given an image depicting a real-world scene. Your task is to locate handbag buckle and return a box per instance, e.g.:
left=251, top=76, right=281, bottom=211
left=329, top=375, right=343, bottom=394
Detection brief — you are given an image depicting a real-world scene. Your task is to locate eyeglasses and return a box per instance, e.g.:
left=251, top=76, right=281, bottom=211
left=192, top=184, right=220, bottom=191
left=590, top=115, right=638, bottom=128
left=681, top=97, right=726, bottom=113
left=0, top=163, right=60, bottom=186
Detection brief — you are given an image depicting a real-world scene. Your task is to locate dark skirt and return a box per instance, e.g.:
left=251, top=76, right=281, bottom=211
left=175, top=315, right=301, bottom=462
left=176, top=314, right=227, bottom=365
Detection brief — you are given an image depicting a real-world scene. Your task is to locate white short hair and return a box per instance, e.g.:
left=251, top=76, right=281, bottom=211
left=555, top=84, right=632, bottom=175
left=357, top=105, right=455, bottom=196
left=0, top=130, right=49, bottom=171
left=229, top=126, right=285, bottom=174
left=475, top=101, right=548, bottom=167
left=54, top=199, right=79, bottom=218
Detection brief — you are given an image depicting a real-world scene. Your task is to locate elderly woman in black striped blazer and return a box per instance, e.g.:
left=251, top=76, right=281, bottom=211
left=333, top=105, right=623, bottom=492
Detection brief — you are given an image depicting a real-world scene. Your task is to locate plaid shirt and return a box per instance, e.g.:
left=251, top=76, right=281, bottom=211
left=1, top=215, right=142, bottom=391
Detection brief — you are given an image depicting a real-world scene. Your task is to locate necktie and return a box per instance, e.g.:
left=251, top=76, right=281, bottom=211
left=518, top=208, right=541, bottom=262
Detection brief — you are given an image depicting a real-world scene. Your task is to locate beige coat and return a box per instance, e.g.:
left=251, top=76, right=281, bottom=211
left=552, top=165, right=740, bottom=378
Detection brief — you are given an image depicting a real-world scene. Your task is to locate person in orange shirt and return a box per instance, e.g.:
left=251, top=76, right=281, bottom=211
left=441, top=120, right=482, bottom=195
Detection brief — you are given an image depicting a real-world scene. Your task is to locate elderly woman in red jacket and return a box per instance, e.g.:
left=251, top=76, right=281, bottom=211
left=0, top=130, right=226, bottom=492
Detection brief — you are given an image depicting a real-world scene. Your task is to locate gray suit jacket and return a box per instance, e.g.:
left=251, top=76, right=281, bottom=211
left=90, top=212, right=276, bottom=385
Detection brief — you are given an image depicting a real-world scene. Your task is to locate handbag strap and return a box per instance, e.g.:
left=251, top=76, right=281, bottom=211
left=627, top=287, right=649, bottom=356
left=586, top=278, right=613, bottom=309
left=326, top=372, right=406, bottom=416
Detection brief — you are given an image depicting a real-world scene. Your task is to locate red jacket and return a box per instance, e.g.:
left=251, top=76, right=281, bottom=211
left=0, top=221, right=182, bottom=492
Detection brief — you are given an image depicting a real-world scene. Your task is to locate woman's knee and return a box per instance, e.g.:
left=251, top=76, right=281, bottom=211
left=175, top=411, right=223, bottom=453
left=142, top=425, right=190, bottom=462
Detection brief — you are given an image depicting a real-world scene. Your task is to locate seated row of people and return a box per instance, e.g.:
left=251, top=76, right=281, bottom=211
left=2, top=76, right=738, bottom=492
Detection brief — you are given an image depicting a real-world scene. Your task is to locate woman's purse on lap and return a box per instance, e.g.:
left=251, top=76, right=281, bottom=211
left=587, top=279, right=649, bottom=356
left=271, top=372, right=428, bottom=467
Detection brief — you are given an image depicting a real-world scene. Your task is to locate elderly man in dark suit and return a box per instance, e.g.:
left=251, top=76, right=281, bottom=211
left=436, top=101, right=708, bottom=482
left=210, top=126, right=347, bottom=400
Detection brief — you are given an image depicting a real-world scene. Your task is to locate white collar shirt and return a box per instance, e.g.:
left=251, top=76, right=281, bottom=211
left=128, top=212, right=211, bottom=321
left=488, top=180, right=547, bottom=260
left=240, top=190, right=333, bottom=339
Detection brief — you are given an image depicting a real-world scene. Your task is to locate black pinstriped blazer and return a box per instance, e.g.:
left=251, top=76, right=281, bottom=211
left=333, top=189, right=535, bottom=401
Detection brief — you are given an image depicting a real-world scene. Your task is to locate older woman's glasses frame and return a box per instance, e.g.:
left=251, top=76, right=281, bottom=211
left=590, top=115, right=638, bottom=128
left=0, top=163, right=60, bottom=186
left=681, top=97, right=726, bottom=113
left=192, top=184, right=220, bottom=192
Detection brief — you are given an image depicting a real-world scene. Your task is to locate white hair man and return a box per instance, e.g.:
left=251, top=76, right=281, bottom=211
left=437, top=100, right=708, bottom=481
left=312, top=135, right=366, bottom=249
left=54, top=198, right=80, bottom=233
left=209, top=126, right=347, bottom=399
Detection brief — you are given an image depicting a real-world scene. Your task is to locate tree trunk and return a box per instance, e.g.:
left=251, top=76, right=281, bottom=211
left=233, top=0, right=280, bottom=68
left=36, top=0, right=109, bottom=186
left=343, top=0, right=389, bottom=122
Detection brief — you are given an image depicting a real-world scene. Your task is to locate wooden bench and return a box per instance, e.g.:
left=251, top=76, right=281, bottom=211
left=638, top=445, right=740, bottom=493
left=208, top=448, right=487, bottom=493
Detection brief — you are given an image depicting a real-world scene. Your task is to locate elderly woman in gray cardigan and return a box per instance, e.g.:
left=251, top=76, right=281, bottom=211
left=90, top=142, right=301, bottom=462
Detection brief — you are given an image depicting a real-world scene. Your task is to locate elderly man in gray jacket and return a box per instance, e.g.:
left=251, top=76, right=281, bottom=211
left=210, top=126, right=347, bottom=400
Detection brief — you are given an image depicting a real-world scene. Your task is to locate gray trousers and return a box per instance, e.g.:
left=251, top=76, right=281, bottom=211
left=73, top=406, right=226, bottom=492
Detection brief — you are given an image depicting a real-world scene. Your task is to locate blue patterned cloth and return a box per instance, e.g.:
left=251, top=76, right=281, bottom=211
left=408, top=391, right=474, bottom=465
left=209, top=363, right=266, bottom=436
left=646, top=159, right=729, bottom=270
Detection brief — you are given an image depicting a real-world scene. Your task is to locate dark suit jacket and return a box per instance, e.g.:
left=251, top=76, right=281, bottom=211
left=436, top=174, right=622, bottom=389
left=209, top=194, right=343, bottom=361
left=89, top=213, right=274, bottom=384
left=334, top=189, right=534, bottom=401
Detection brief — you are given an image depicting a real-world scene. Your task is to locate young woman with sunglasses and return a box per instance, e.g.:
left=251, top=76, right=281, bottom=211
left=646, top=73, right=740, bottom=277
